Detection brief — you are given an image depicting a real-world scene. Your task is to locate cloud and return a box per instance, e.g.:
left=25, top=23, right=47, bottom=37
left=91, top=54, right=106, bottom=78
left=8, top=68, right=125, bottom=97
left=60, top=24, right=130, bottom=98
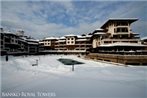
left=1, top=1, right=147, bottom=39
left=107, top=1, right=147, bottom=37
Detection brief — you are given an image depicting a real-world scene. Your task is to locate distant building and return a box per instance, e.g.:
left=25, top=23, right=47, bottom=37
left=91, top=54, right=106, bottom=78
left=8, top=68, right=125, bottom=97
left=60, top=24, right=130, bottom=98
left=26, top=38, right=39, bottom=54
left=39, top=34, right=92, bottom=54
left=55, top=36, right=66, bottom=51
left=39, top=37, right=58, bottom=52
left=0, top=28, right=39, bottom=55
left=0, top=28, right=20, bottom=54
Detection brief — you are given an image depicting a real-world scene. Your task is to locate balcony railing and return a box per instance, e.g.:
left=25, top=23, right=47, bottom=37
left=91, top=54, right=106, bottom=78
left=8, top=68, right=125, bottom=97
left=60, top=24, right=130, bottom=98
left=41, top=50, right=86, bottom=53
left=102, top=38, right=139, bottom=42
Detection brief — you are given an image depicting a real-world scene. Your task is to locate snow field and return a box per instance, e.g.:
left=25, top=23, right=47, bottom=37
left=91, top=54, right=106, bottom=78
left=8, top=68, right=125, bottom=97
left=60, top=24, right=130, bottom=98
left=1, top=55, right=147, bottom=98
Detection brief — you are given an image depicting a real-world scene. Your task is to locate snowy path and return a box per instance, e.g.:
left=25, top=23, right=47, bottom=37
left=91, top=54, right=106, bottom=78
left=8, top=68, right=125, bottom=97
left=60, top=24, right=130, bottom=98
left=1, top=55, right=147, bottom=98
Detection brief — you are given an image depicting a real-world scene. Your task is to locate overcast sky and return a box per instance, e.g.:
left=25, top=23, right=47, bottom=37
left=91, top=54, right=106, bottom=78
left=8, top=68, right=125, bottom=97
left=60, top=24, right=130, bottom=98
left=1, top=0, right=147, bottom=39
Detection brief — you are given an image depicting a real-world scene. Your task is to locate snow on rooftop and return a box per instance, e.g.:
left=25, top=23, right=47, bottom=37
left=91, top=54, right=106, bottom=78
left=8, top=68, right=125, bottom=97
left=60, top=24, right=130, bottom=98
left=26, top=38, right=39, bottom=42
left=77, top=35, right=83, bottom=38
left=1, top=30, right=16, bottom=35
left=64, top=34, right=77, bottom=37
left=56, top=40, right=66, bottom=42
left=59, top=36, right=66, bottom=39
left=95, top=28, right=104, bottom=31
left=141, top=36, right=147, bottom=40
left=94, top=32, right=105, bottom=35
left=45, top=36, right=58, bottom=40
left=85, top=34, right=92, bottom=37
left=93, top=28, right=105, bottom=34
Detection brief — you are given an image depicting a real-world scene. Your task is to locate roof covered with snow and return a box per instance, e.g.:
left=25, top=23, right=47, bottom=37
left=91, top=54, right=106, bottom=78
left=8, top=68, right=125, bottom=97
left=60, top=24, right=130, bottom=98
left=64, top=34, right=77, bottom=37
left=59, top=36, right=66, bottom=39
left=76, top=35, right=92, bottom=39
left=26, top=38, right=39, bottom=42
left=44, top=37, right=59, bottom=40
left=93, top=28, right=105, bottom=34
left=1, top=31, right=19, bottom=37
left=93, top=32, right=105, bottom=35
left=141, top=36, right=147, bottom=40
left=95, top=28, right=104, bottom=31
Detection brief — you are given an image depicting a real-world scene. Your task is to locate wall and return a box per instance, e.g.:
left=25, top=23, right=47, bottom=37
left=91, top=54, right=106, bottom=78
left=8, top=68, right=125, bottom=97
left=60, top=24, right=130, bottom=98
left=86, top=53, right=147, bottom=65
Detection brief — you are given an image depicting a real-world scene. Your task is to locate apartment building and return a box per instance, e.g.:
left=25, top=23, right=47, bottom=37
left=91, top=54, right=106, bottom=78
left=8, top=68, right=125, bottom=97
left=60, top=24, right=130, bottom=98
left=0, top=28, right=39, bottom=55
left=63, top=34, right=92, bottom=52
left=39, top=37, right=58, bottom=52
left=91, top=18, right=146, bottom=52
left=39, top=34, right=92, bottom=53
left=1, top=18, right=146, bottom=55
left=26, top=38, right=39, bottom=54
left=0, top=28, right=20, bottom=54
left=55, top=36, right=66, bottom=51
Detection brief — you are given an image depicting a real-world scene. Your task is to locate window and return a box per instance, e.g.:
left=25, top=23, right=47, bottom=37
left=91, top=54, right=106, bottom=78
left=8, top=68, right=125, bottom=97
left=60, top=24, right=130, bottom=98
left=114, top=28, right=117, bottom=33
left=122, top=28, right=128, bottom=32
left=121, top=22, right=128, bottom=26
left=104, top=41, right=111, bottom=44
left=116, top=22, right=128, bottom=26
left=130, top=41, right=138, bottom=43
left=117, top=28, right=121, bottom=32
left=71, top=38, right=74, bottom=40
left=116, top=28, right=128, bottom=32
left=1, top=41, right=3, bottom=45
left=11, top=39, right=14, bottom=42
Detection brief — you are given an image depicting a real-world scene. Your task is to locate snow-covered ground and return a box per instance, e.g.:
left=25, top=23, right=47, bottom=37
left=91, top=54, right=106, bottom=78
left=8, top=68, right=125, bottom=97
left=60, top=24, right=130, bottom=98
left=1, top=55, right=147, bottom=98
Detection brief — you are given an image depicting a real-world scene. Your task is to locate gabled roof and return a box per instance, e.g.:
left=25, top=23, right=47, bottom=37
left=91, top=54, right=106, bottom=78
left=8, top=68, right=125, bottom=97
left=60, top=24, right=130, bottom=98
left=101, top=18, right=138, bottom=29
